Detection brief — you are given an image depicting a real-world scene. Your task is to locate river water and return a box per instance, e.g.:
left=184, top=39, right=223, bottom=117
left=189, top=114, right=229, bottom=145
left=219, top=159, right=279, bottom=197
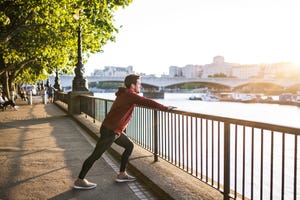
left=95, top=92, right=300, bottom=128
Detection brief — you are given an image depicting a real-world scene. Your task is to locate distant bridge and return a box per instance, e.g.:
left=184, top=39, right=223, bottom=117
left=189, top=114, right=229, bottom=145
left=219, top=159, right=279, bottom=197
left=49, top=75, right=300, bottom=89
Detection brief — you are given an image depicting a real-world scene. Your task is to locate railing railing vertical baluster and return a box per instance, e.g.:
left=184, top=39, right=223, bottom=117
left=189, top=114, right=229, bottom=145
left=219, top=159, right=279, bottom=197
left=282, top=133, right=285, bottom=200
left=260, top=129, right=264, bottom=200
left=224, top=121, right=231, bottom=200
left=153, top=110, right=158, bottom=162
left=168, top=112, right=171, bottom=162
left=251, top=127, right=254, bottom=200
left=105, top=100, right=108, bottom=116
left=171, top=113, right=174, bottom=164
left=145, top=108, right=147, bottom=148
left=218, top=121, right=220, bottom=190
left=181, top=115, right=184, bottom=170
left=234, top=124, right=237, bottom=199
left=200, top=118, right=203, bottom=180
left=174, top=114, right=177, bottom=166
left=149, top=110, right=151, bottom=151
left=164, top=112, right=167, bottom=159
left=212, top=120, right=214, bottom=185
left=92, top=98, right=95, bottom=123
left=195, top=117, right=198, bottom=177
left=294, top=134, right=297, bottom=200
left=142, top=109, right=144, bottom=146
left=191, top=116, right=193, bottom=175
left=186, top=115, right=189, bottom=172
left=206, top=119, right=208, bottom=182
left=140, top=109, right=142, bottom=145
left=242, top=126, right=246, bottom=199
left=177, top=115, right=182, bottom=168
left=270, top=131, right=274, bottom=200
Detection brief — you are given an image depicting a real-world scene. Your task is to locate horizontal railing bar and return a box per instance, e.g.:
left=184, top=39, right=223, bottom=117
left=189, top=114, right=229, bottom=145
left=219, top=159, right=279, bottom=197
left=76, top=93, right=300, bottom=134
left=171, top=109, right=300, bottom=134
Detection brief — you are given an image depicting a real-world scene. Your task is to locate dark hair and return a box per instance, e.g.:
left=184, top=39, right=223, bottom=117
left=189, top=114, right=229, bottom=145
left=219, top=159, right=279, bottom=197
left=124, top=74, right=140, bottom=88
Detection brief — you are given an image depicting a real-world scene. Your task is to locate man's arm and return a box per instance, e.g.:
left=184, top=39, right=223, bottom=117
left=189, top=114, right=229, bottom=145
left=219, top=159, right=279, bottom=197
left=130, top=93, right=175, bottom=111
left=167, top=106, right=177, bottom=110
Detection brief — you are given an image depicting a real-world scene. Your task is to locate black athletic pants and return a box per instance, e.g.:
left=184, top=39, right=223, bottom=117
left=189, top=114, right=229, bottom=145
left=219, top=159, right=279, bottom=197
left=78, top=125, right=134, bottom=179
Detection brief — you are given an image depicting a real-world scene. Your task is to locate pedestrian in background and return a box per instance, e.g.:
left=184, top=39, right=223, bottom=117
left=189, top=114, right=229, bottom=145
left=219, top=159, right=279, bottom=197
left=47, top=84, right=54, bottom=103
left=74, top=74, right=176, bottom=189
left=0, top=92, right=18, bottom=111
left=20, top=88, right=28, bottom=101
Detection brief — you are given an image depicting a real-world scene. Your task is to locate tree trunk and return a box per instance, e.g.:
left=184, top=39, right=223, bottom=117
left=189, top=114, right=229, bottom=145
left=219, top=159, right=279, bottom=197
left=0, top=71, right=10, bottom=99
left=9, top=72, right=16, bottom=100
left=0, top=52, right=12, bottom=99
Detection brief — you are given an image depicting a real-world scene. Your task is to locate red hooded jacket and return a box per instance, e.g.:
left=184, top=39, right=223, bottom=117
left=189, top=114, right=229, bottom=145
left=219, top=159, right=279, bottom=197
left=102, top=87, right=169, bottom=135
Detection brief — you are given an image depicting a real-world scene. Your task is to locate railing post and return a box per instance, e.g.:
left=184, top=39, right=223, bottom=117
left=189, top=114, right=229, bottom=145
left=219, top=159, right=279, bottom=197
left=44, top=89, right=47, bottom=104
left=224, top=122, right=231, bottom=200
left=105, top=100, right=108, bottom=116
left=153, top=110, right=158, bottom=162
left=11, top=91, right=15, bottom=103
left=92, top=98, right=95, bottom=123
left=68, top=91, right=93, bottom=115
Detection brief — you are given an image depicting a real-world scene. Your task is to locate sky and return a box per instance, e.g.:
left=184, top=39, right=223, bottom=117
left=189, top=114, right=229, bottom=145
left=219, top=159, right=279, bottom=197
left=85, top=0, right=300, bottom=76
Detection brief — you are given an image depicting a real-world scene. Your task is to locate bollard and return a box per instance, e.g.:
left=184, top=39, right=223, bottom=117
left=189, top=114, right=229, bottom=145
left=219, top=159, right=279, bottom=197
left=29, top=90, right=33, bottom=105
left=11, top=91, right=15, bottom=103
left=43, top=90, right=48, bottom=104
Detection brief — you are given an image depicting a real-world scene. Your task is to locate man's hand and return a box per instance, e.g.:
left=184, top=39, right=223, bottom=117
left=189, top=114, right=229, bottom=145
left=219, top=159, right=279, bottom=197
left=167, top=106, right=177, bottom=110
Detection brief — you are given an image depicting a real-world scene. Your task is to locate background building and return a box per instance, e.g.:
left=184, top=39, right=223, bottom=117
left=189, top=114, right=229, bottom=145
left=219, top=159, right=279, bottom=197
left=169, top=65, right=202, bottom=78
left=92, top=66, right=133, bottom=77
left=231, top=62, right=300, bottom=79
left=231, top=64, right=261, bottom=79
left=201, top=56, right=239, bottom=78
left=169, top=66, right=182, bottom=77
left=90, top=56, right=300, bottom=79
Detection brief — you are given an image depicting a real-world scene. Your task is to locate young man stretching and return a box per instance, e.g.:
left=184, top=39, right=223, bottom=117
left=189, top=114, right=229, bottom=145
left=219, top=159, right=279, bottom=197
left=74, top=74, right=175, bottom=189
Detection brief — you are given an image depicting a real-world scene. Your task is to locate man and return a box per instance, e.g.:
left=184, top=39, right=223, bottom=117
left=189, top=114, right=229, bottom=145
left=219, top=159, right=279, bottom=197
left=74, top=74, right=175, bottom=189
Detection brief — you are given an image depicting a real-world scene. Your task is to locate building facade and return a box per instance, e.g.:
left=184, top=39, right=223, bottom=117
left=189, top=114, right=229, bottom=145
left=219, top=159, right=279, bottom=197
left=92, top=66, right=133, bottom=77
left=91, top=56, right=300, bottom=79
left=169, top=65, right=202, bottom=78
left=201, top=56, right=239, bottom=78
left=231, top=64, right=261, bottom=79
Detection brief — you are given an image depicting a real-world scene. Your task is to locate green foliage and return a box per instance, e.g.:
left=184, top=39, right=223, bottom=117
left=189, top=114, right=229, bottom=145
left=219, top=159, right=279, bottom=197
left=0, top=0, right=132, bottom=93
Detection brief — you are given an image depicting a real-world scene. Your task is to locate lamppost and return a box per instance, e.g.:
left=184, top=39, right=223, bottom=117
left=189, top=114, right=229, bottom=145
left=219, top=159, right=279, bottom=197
left=72, top=9, right=88, bottom=91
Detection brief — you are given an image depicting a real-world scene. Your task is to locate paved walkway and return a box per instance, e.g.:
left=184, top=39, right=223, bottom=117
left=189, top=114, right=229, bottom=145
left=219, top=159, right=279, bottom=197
left=0, top=97, right=158, bottom=200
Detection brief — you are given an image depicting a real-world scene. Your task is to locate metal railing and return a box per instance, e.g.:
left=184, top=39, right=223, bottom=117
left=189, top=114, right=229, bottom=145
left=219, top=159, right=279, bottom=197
left=58, top=92, right=300, bottom=200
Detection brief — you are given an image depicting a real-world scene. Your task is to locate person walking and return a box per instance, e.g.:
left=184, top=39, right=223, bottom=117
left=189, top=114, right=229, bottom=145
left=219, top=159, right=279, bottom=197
left=74, top=74, right=176, bottom=190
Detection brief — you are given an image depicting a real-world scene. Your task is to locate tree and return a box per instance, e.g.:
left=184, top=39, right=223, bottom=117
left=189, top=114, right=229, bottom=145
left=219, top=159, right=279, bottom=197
left=0, top=0, right=132, bottom=98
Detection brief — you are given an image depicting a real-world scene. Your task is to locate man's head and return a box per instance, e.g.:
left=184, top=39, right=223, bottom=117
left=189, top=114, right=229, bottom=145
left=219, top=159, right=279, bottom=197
left=124, top=74, right=141, bottom=93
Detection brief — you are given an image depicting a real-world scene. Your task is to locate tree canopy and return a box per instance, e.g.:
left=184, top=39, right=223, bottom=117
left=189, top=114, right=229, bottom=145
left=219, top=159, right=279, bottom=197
left=0, top=0, right=132, bottom=98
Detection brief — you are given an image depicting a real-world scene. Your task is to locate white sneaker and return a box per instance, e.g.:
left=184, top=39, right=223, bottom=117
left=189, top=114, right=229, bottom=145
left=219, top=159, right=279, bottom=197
left=74, top=179, right=97, bottom=190
left=14, top=106, right=19, bottom=111
left=115, top=173, right=136, bottom=183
